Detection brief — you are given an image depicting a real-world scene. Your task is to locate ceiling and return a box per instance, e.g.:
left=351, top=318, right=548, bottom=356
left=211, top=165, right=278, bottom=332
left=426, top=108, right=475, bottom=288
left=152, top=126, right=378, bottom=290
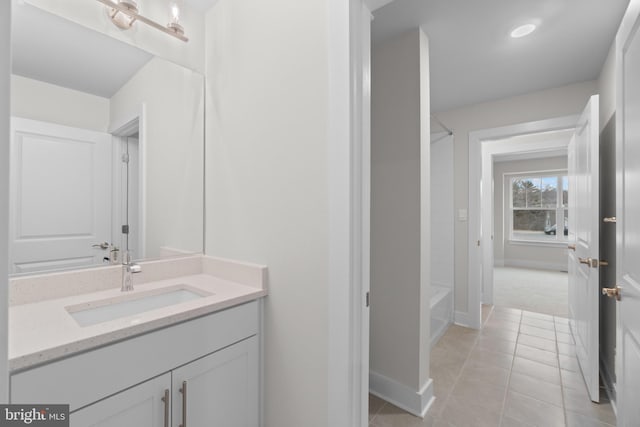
left=11, top=0, right=217, bottom=99
left=12, top=3, right=153, bottom=98
left=372, top=0, right=630, bottom=112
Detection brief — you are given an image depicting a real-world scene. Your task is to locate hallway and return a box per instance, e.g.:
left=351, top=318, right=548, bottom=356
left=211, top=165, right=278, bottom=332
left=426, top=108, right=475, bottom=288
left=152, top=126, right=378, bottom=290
left=368, top=306, right=615, bottom=427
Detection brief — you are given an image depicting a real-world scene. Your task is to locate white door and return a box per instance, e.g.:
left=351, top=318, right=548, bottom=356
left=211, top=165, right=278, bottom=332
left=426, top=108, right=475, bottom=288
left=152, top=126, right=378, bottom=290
left=9, top=118, right=112, bottom=273
left=615, top=1, right=640, bottom=424
left=70, top=373, right=170, bottom=427
left=172, top=337, right=259, bottom=427
left=567, top=94, right=600, bottom=402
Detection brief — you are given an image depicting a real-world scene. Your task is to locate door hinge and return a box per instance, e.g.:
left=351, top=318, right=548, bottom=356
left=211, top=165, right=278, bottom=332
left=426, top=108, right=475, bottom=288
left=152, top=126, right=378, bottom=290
left=121, top=153, right=130, bottom=164
left=365, top=291, right=370, bottom=307
left=121, top=224, right=129, bottom=234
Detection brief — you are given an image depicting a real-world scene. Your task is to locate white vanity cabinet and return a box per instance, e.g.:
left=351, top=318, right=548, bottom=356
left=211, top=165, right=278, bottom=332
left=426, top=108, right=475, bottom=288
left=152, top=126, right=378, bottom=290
left=70, top=373, right=171, bottom=427
left=172, top=337, right=259, bottom=427
left=10, top=301, right=260, bottom=427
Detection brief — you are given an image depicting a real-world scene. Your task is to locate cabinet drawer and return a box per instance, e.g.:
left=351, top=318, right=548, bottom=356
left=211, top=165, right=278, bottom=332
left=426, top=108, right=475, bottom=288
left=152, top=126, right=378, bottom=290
left=11, top=301, right=258, bottom=411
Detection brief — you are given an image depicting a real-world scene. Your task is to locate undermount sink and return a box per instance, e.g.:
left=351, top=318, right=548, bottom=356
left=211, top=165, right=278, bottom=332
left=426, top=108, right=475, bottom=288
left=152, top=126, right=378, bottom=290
left=66, top=285, right=211, bottom=327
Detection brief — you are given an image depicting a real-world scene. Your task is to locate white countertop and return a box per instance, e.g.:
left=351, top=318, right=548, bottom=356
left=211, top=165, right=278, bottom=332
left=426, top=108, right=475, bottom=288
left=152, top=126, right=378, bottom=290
left=9, top=265, right=267, bottom=372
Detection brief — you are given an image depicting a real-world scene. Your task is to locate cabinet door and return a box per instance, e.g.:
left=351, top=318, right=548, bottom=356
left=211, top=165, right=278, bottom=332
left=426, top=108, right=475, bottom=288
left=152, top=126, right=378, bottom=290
left=172, top=336, right=258, bottom=427
left=70, top=373, right=171, bottom=427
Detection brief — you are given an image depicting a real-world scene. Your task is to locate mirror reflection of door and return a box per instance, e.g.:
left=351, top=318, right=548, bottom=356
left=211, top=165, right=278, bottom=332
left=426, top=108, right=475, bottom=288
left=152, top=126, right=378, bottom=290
left=9, top=118, right=112, bottom=273
left=9, top=117, right=144, bottom=274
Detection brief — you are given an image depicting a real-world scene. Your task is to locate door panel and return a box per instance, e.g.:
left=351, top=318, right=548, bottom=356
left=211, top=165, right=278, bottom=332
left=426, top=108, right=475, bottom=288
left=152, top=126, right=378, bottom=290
left=567, top=95, right=600, bottom=402
left=9, top=118, right=112, bottom=273
left=617, top=1, right=640, bottom=424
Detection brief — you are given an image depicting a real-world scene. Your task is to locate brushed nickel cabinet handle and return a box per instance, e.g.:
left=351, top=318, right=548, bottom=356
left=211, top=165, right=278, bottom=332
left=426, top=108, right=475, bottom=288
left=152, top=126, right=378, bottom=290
left=603, top=217, right=617, bottom=223
left=179, top=381, right=187, bottom=427
left=161, top=389, right=169, bottom=427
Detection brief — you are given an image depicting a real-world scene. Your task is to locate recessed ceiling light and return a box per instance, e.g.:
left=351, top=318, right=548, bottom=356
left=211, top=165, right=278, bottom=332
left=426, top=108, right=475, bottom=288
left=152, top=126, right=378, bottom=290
left=510, top=24, right=537, bottom=38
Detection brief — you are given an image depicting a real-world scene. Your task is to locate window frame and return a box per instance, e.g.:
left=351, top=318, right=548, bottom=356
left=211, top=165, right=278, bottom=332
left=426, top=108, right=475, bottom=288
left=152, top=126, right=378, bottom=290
left=506, top=169, right=568, bottom=246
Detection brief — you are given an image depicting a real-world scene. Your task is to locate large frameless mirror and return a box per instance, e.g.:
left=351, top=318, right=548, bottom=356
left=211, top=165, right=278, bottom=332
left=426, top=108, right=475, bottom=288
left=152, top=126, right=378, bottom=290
left=9, top=2, right=204, bottom=275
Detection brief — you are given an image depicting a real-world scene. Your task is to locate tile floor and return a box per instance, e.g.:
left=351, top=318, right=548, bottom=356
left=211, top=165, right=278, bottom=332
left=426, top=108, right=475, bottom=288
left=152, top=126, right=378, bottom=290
left=368, top=306, right=616, bottom=427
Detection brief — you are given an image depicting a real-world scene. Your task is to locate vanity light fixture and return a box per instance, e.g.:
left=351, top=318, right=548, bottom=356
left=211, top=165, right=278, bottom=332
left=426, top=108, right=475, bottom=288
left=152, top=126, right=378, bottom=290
left=510, top=23, right=537, bottom=38
left=167, top=1, right=185, bottom=38
left=97, top=0, right=189, bottom=42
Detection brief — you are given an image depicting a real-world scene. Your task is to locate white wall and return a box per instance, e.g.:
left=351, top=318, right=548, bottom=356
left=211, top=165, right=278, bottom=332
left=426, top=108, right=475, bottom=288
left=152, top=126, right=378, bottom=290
left=370, top=28, right=432, bottom=416
left=493, top=156, right=568, bottom=271
left=22, top=0, right=205, bottom=73
left=431, top=135, right=454, bottom=289
left=599, top=43, right=617, bottom=131
left=204, top=1, right=334, bottom=425
left=0, top=0, right=10, bottom=404
left=11, top=75, right=110, bottom=132
left=435, top=80, right=598, bottom=313
left=110, top=57, right=204, bottom=259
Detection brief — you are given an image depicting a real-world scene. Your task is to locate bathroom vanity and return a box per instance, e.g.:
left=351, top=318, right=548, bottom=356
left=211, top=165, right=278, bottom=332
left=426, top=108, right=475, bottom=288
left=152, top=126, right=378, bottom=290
left=8, top=255, right=267, bottom=426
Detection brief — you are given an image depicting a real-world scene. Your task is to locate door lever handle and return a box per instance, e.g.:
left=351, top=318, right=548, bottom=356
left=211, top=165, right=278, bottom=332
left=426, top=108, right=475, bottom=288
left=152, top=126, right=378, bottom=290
left=568, top=244, right=576, bottom=251
left=92, top=242, right=110, bottom=250
left=578, top=257, right=601, bottom=268
left=602, top=286, right=621, bottom=301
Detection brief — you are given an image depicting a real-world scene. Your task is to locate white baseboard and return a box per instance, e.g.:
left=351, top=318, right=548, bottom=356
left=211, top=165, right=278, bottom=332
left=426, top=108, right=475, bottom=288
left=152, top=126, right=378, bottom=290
left=454, top=310, right=473, bottom=328
left=369, top=371, right=434, bottom=418
left=504, top=259, right=567, bottom=272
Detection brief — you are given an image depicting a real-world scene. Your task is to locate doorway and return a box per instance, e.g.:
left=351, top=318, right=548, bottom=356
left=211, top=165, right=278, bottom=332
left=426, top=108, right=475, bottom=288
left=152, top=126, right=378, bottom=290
left=467, top=115, right=579, bottom=329
left=110, top=117, right=143, bottom=263
left=491, top=138, right=571, bottom=318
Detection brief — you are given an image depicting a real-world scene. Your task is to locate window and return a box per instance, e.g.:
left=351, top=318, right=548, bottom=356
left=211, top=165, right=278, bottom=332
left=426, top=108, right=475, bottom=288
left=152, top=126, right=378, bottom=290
left=510, top=173, right=568, bottom=242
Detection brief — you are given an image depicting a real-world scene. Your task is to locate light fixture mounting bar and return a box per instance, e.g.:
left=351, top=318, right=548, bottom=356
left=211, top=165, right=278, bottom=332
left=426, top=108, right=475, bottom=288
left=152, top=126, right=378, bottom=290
left=96, top=0, right=189, bottom=42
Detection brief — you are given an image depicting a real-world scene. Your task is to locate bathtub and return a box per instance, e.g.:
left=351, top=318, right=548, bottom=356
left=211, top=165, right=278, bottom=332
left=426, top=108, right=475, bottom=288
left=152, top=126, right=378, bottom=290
left=431, top=285, right=453, bottom=348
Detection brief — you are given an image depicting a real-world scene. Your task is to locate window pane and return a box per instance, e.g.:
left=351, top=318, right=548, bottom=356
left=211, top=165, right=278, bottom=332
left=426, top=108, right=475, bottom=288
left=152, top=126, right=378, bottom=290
left=562, top=176, right=568, bottom=207
left=512, top=209, right=557, bottom=240
left=512, top=179, right=526, bottom=208
left=541, top=176, right=558, bottom=208
left=525, top=178, right=541, bottom=208
left=564, top=209, right=569, bottom=236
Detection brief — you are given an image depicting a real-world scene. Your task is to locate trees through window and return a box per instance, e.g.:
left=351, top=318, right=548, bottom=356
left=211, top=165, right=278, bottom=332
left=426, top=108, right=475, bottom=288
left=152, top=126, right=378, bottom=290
left=510, top=173, right=568, bottom=242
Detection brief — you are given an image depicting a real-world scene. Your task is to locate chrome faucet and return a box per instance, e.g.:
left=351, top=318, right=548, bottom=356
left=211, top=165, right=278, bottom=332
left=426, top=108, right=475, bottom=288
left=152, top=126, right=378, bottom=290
left=121, top=250, right=141, bottom=292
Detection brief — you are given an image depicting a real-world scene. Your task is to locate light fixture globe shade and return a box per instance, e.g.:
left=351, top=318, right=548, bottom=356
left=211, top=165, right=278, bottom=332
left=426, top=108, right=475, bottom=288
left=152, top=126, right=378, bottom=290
left=167, top=1, right=185, bottom=35
left=510, top=23, right=536, bottom=38
left=108, top=0, right=138, bottom=30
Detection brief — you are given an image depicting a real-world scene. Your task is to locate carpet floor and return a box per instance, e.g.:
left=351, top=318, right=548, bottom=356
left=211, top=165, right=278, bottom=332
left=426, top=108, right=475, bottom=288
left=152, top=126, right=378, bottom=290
left=493, top=266, right=568, bottom=317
